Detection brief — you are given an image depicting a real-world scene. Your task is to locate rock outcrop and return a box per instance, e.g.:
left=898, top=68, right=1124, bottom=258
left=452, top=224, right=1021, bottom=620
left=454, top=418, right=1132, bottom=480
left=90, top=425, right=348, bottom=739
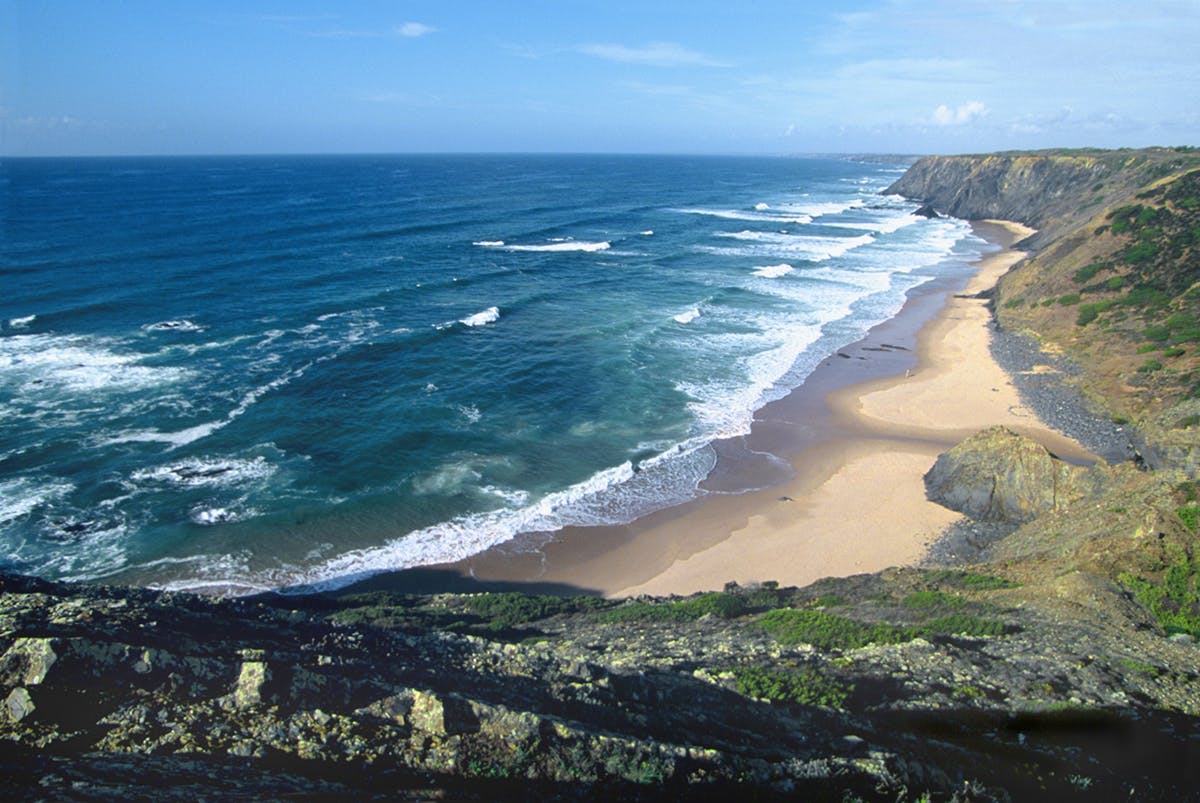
left=1, top=566, right=1198, bottom=801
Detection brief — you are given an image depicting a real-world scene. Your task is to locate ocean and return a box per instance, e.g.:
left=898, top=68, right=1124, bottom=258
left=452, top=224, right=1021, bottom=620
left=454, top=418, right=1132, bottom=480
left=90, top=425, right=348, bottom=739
left=0, top=154, right=988, bottom=594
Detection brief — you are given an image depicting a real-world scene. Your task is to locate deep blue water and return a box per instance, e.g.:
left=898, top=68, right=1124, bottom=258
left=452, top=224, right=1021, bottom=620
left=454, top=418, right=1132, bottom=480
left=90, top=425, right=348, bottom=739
left=0, top=154, right=984, bottom=592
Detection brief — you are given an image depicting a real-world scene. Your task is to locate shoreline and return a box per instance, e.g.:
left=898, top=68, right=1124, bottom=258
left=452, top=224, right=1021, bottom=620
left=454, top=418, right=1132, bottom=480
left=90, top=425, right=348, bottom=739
left=338, top=220, right=1093, bottom=599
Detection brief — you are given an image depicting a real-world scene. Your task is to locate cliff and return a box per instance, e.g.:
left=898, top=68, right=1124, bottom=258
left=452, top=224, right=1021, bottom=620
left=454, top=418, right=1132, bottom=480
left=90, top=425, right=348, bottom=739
left=892, top=148, right=1200, bottom=469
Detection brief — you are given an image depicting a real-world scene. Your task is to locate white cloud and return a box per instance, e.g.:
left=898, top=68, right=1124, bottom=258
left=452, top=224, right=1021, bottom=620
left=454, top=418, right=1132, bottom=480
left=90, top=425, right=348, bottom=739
left=396, top=22, right=437, bottom=38
left=578, top=42, right=729, bottom=68
left=933, top=100, right=988, bottom=125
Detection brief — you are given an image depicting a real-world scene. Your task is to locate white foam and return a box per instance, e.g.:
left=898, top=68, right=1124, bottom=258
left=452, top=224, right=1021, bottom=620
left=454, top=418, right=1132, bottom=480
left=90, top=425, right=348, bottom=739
left=752, top=263, right=795, bottom=279
left=480, top=240, right=611, bottom=253
left=674, top=308, right=702, bottom=324
left=0, top=477, right=74, bottom=525
left=9, top=315, right=36, bottom=329
left=460, top=307, right=500, bottom=327
left=0, top=333, right=192, bottom=393
left=679, top=208, right=812, bottom=225
left=130, top=456, right=275, bottom=488
left=706, top=231, right=875, bottom=262
left=778, top=198, right=865, bottom=219
left=143, top=319, right=204, bottom=333
left=640, top=230, right=654, bottom=236
left=190, top=505, right=256, bottom=526
left=754, top=202, right=770, bottom=211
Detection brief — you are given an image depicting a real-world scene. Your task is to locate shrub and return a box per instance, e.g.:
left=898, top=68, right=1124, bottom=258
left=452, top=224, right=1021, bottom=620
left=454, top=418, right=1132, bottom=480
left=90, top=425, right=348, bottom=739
left=1057, top=293, right=1081, bottom=306
left=756, top=609, right=911, bottom=650
left=1120, top=554, right=1200, bottom=638
left=1165, top=347, right=1186, bottom=358
left=729, top=666, right=853, bottom=709
left=1144, top=324, right=1172, bottom=342
left=901, top=591, right=965, bottom=609
left=1105, top=276, right=1126, bottom=291
left=598, top=592, right=747, bottom=623
left=1138, top=359, right=1163, bottom=374
left=466, top=593, right=608, bottom=628
left=1073, top=263, right=1105, bottom=283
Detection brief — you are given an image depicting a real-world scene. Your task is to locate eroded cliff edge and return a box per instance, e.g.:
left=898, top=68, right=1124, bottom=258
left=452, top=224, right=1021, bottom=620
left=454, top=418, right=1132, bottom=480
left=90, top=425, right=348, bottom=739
left=888, top=148, right=1200, bottom=471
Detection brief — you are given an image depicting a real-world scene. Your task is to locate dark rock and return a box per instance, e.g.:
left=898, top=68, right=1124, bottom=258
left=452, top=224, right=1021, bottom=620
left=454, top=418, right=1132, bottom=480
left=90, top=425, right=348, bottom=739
left=913, top=203, right=939, bottom=218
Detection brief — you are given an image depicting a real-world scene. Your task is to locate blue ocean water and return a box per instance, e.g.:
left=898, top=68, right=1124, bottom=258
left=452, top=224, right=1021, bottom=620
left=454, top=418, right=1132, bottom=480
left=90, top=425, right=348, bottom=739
left=0, top=154, right=985, bottom=593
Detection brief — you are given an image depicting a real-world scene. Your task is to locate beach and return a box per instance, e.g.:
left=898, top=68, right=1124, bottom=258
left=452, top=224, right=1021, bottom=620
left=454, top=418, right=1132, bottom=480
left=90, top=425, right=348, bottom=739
left=377, top=218, right=1096, bottom=599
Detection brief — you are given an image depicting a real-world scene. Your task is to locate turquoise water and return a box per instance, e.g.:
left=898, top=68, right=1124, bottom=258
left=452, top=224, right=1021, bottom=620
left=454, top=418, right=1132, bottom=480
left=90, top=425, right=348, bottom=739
left=0, top=154, right=984, bottom=592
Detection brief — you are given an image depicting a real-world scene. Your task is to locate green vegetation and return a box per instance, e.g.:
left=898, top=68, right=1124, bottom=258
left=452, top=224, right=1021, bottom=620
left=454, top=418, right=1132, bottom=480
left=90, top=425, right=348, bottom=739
left=1119, top=551, right=1200, bottom=639
left=902, top=590, right=965, bottom=609
left=1073, top=263, right=1106, bottom=283
left=1176, top=505, right=1200, bottom=530
left=757, top=609, right=912, bottom=650
left=756, top=607, right=1010, bottom=650
left=1139, top=359, right=1164, bottom=374
left=729, top=666, right=853, bottom=709
left=597, top=592, right=747, bottom=623
left=1076, top=299, right=1118, bottom=326
left=1057, top=293, right=1081, bottom=306
left=464, top=593, right=609, bottom=629
left=1003, top=297, right=1025, bottom=309
left=927, top=570, right=1019, bottom=591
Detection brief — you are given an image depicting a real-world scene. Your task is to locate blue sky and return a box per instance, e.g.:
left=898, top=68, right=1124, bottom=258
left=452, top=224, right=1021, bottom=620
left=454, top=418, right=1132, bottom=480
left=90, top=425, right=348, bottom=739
left=2, top=0, right=1197, bottom=156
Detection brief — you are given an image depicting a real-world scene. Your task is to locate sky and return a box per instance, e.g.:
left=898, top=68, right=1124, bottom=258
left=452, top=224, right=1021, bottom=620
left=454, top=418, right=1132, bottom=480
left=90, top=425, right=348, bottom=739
left=2, top=0, right=1197, bottom=156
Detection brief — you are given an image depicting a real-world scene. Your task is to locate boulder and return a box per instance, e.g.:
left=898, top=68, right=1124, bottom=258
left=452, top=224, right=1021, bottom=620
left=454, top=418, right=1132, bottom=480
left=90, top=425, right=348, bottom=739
left=913, top=203, right=940, bottom=218
left=924, top=426, right=1085, bottom=523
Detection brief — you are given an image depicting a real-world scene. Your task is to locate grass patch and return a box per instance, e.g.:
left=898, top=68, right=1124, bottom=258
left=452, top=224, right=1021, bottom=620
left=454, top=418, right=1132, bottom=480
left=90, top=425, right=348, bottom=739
left=729, top=665, right=853, bottom=709
left=756, top=607, right=1010, bottom=650
left=937, top=571, right=1020, bottom=591
left=1076, top=299, right=1119, bottom=326
left=1073, top=263, right=1106, bottom=283
left=597, top=592, right=747, bottom=623
left=464, top=593, right=609, bottom=629
left=901, top=590, right=965, bottom=609
left=757, top=609, right=913, bottom=650
left=1138, top=359, right=1164, bottom=374
left=1057, top=293, right=1081, bottom=306
left=1119, top=553, right=1200, bottom=639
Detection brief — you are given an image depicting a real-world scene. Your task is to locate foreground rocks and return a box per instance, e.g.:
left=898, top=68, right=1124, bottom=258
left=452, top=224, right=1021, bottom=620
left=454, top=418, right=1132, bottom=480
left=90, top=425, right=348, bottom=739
left=2, top=529, right=1198, bottom=801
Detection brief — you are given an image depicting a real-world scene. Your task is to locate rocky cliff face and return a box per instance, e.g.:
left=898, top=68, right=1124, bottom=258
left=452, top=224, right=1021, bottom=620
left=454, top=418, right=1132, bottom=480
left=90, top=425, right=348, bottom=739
left=894, top=148, right=1200, bottom=472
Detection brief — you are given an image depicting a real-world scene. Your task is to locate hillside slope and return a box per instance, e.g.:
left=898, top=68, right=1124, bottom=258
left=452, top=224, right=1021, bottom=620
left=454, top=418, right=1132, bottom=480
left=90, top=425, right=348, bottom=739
left=889, top=148, right=1200, bottom=470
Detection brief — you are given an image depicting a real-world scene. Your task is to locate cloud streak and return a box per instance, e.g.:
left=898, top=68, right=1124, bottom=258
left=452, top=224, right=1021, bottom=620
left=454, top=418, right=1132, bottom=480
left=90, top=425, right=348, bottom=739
left=396, top=22, right=437, bottom=38
left=578, top=42, right=730, bottom=68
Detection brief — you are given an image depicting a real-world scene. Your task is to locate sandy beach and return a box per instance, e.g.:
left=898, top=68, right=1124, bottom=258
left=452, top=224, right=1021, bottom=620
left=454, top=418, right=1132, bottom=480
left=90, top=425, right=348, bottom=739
left=347, top=219, right=1094, bottom=599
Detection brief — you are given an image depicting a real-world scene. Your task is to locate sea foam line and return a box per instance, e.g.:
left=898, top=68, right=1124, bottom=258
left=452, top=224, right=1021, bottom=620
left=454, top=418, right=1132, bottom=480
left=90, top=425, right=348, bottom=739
left=474, top=240, right=611, bottom=253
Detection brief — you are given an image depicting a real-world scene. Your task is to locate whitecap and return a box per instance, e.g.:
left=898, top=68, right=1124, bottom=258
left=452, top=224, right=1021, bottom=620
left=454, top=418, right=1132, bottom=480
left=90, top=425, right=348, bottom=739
left=752, top=263, right=795, bottom=279
left=8, top=315, right=36, bottom=329
left=678, top=207, right=812, bottom=225
left=674, top=308, right=701, bottom=324
left=640, top=230, right=654, bottom=236
left=130, top=456, right=275, bottom=488
left=0, top=333, right=193, bottom=393
left=493, top=240, right=611, bottom=253
left=457, top=404, right=482, bottom=424
left=754, top=202, right=770, bottom=211
left=0, top=477, right=74, bottom=525
left=190, top=505, right=256, bottom=526
left=460, top=306, right=500, bottom=327
left=143, top=319, right=204, bottom=333
left=473, top=240, right=505, bottom=247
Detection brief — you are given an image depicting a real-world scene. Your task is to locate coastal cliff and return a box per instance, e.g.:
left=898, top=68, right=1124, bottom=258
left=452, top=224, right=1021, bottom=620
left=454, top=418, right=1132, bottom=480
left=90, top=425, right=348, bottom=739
left=5, top=149, right=1200, bottom=800
left=891, top=148, right=1200, bottom=469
